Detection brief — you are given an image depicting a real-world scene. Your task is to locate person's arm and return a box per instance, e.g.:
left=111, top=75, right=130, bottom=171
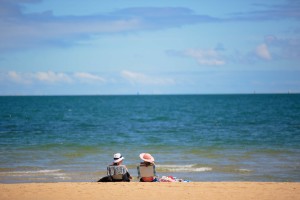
left=106, top=166, right=110, bottom=176
left=153, top=165, right=157, bottom=176
left=126, top=167, right=132, bottom=179
left=137, top=165, right=141, bottom=178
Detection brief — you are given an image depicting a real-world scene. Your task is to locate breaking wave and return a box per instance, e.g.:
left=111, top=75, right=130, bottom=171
left=156, top=164, right=212, bottom=172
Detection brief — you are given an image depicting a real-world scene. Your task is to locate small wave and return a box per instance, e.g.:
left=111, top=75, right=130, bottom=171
left=0, top=169, right=70, bottom=180
left=7, top=169, right=62, bottom=174
left=238, top=168, right=252, bottom=173
left=156, top=164, right=212, bottom=172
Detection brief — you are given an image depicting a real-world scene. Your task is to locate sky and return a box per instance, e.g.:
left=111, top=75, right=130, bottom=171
left=0, top=0, right=299, bottom=95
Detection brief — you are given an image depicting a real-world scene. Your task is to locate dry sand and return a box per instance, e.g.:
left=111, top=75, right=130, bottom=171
left=1, top=182, right=299, bottom=200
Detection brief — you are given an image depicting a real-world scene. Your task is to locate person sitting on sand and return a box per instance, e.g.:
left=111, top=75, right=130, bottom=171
left=98, top=153, right=132, bottom=182
left=137, top=153, right=158, bottom=182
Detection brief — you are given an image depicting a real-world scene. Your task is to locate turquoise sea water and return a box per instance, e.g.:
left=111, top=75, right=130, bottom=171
left=0, top=94, right=299, bottom=183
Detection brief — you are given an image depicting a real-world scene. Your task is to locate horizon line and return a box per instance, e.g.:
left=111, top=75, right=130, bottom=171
left=0, top=92, right=299, bottom=97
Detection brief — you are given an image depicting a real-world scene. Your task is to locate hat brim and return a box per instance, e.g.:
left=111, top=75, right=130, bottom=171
left=113, top=157, right=124, bottom=163
left=139, top=153, right=155, bottom=163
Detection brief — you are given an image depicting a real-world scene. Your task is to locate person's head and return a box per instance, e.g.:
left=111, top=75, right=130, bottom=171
left=113, top=153, right=124, bottom=165
left=139, top=153, right=155, bottom=164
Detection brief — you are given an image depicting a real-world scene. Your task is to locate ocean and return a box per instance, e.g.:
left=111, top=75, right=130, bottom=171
left=0, top=94, right=299, bottom=183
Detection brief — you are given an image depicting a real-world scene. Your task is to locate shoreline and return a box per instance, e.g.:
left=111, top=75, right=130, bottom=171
left=1, top=182, right=299, bottom=200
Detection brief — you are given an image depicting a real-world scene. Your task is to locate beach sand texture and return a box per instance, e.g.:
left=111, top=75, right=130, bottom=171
left=1, top=182, right=299, bottom=200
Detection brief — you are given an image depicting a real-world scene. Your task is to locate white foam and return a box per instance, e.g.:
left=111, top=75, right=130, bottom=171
left=157, top=164, right=212, bottom=172
left=238, top=168, right=252, bottom=173
left=157, top=164, right=195, bottom=168
left=0, top=169, right=69, bottom=179
left=10, top=169, right=62, bottom=174
left=193, top=167, right=213, bottom=172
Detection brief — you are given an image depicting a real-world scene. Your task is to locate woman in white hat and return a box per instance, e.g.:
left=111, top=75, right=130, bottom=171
left=137, top=153, right=158, bottom=182
left=98, top=153, right=132, bottom=182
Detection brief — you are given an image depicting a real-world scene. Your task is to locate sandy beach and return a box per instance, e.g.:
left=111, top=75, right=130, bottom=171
left=1, top=182, right=299, bottom=200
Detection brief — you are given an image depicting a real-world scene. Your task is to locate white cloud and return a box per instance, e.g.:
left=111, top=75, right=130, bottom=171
left=121, top=70, right=175, bottom=85
left=33, top=71, right=72, bottom=83
left=183, top=48, right=225, bottom=65
left=255, top=44, right=271, bottom=60
left=5, top=71, right=72, bottom=84
left=4, top=71, right=109, bottom=86
left=264, top=35, right=300, bottom=61
left=5, top=71, right=108, bottom=85
left=73, top=72, right=106, bottom=83
left=7, top=71, right=32, bottom=84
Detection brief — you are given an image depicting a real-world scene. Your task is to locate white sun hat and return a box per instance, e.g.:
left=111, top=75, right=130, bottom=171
left=113, top=153, right=124, bottom=163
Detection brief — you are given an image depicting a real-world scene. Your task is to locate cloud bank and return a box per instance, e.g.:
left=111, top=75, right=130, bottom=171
left=2, top=71, right=105, bottom=85
left=0, top=1, right=219, bottom=51
left=256, top=44, right=271, bottom=60
left=121, top=70, right=175, bottom=85
left=1, top=0, right=299, bottom=51
left=1, top=70, right=175, bottom=86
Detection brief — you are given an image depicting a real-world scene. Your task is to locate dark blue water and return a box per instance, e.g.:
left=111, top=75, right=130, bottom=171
left=0, top=94, right=299, bottom=183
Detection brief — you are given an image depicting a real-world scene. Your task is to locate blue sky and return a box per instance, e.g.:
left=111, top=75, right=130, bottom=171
left=0, top=0, right=299, bottom=95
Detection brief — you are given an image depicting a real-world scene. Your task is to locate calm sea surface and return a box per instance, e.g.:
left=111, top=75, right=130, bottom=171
left=0, top=94, right=299, bottom=183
